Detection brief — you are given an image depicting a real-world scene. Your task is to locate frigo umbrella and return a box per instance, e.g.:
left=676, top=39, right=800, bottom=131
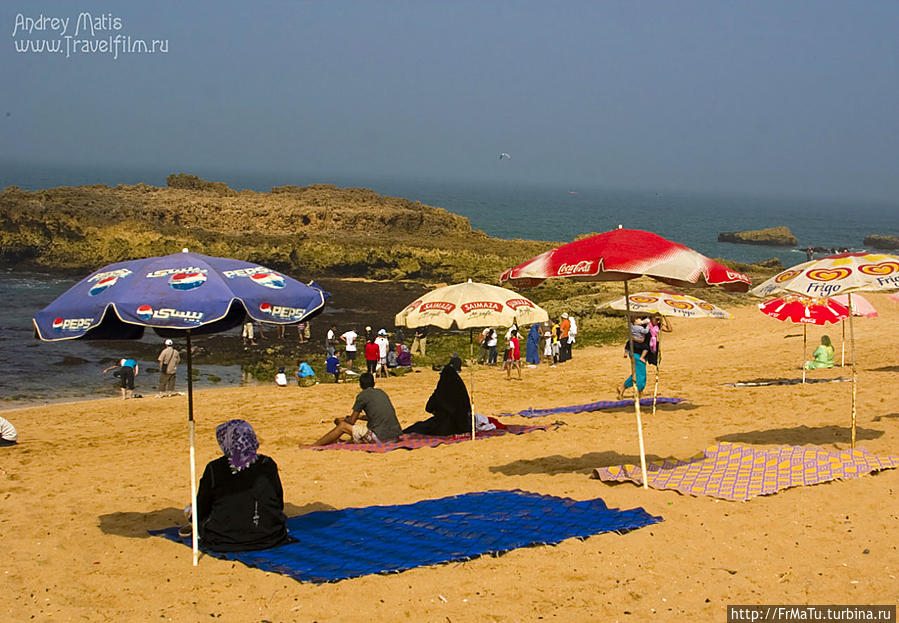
left=752, top=252, right=899, bottom=447
left=395, top=279, right=549, bottom=439
left=33, top=250, right=329, bottom=565
left=601, top=291, right=732, bottom=413
left=501, top=228, right=751, bottom=489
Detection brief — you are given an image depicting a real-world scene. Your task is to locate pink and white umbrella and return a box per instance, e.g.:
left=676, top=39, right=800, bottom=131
left=501, top=228, right=751, bottom=488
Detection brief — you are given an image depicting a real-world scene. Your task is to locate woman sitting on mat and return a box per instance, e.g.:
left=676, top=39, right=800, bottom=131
left=403, top=364, right=472, bottom=436
left=805, top=335, right=835, bottom=370
left=184, top=419, right=291, bottom=552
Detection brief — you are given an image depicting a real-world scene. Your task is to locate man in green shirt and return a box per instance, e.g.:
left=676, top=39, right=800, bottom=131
left=312, top=373, right=402, bottom=445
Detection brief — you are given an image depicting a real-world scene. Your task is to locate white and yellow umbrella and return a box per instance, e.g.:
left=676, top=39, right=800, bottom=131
left=395, top=280, right=549, bottom=329
left=602, top=291, right=732, bottom=319
left=751, top=252, right=899, bottom=447
left=396, top=280, right=549, bottom=439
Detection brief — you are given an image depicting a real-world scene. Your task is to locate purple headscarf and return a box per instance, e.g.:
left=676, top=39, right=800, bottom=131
left=215, top=419, right=259, bottom=472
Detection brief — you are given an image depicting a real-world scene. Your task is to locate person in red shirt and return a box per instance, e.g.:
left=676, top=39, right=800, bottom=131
left=503, top=329, right=522, bottom=380
left=364, top=338, right=380, bottom=376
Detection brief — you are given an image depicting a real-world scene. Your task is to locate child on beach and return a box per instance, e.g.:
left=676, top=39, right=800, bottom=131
left=275, top=367, right=288, bottom=387
left=0, top=416, right=17, bottom=446
left=325, top=354, right=342, bottom=383
left=102, top=358, right=139, bottom=399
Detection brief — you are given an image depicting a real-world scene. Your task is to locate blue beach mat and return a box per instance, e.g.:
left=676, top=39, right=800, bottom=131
left=150, top=489, right=662, bottom=583
left=500, top=397, right=685, bottom=418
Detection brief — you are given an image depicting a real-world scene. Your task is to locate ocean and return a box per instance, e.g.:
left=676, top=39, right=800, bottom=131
left=2, top=163, right=898, bottom=406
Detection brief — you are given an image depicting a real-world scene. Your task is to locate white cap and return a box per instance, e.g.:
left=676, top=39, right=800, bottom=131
left=561, top=312, right=569, bottom=319
left=378, top=329, right=387, bottom=335
left=165, top=339, right=173, bottom=346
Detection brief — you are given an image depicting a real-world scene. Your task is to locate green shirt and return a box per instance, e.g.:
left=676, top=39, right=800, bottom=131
left=352, top=387, right=402, bottom=441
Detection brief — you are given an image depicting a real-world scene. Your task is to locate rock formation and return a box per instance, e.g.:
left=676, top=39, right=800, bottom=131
left=717, top=226, right=798, bottom=246
left=863, top=234, right=899, bottom=250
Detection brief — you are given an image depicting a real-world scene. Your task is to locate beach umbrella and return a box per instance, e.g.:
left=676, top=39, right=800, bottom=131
left=395, top=279, right=549, bottom=439
left=831, top=294, right=877, bottom=367
left=751, top=252, right=899, bottom=447
left=501, top=228, right=751, bottom=488
left=758, top=295, right=851, bottom=383
left=601, top=291, right=732, bottom=413
left=33, top=250, right=329, bottom=565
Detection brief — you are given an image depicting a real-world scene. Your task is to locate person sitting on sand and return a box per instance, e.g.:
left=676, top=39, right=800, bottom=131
left=325, top=354, right=342, bottom=383
left=275, top=366, right=289, bottom=387
left=102, top=358, right=139, bottom=399
left=396, top=343, right=412, bottom=367
left=184, top=419, right=292, bottom=552
left=296, top=361, right=317, bottom=386
left=617, top=340, right=649, bottom=400
left=805, top=335, right=835, bottom=370
left=312, top=373, right=402, bottom=445
left=0, top=415, right=18, bottom=447
left=403, top=364, right=472, bottom=436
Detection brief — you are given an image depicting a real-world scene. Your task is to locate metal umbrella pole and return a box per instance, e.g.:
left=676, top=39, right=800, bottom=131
left=186, top=330, right=199, bottom=566
left=848, top=294, right=857, bottom=448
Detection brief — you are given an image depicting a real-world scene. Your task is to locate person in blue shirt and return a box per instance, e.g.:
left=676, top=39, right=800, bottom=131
left=103, top=358, right=139, bottom=399
left=325, top=354, right=341, bottom=383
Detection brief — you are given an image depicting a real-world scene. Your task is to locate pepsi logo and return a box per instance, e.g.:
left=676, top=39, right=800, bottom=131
left=259, top=303, right=272, bottom=314
left=169, top=271, right=207, bottom=291
left=88, top=275, right=119, bottom=296
left=259, top=303, right=307, bottom=320
left=250, top=272, right=286, bottom=289
left=51, top=317, right=93, bottom=331
left=137, top=305, right=154, bottom=320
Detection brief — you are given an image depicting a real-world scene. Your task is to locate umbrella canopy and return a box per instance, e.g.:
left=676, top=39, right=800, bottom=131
left=831, top=293, right=878, bottom=318
left=752, top=252, right=899, bottom=298
left=501, top=228, right=752, bottom=490
left=33, top=250, right=329, bottom=566
left=500, top=228, right=752, bottom=292
left=758, top=295, right=851, bottom=325
left=602, top=291, right=732, bottom=319
left=34, top=251, right=328, bottom=340
left=395, top=280, right=549, bottom=330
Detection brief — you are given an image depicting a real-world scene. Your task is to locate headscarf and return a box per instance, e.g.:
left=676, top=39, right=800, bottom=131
left=215, top=419, right=259, bottom=472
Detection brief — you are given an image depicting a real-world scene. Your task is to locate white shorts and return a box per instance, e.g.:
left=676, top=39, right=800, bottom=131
left=351, top=421, right=380, bottom=444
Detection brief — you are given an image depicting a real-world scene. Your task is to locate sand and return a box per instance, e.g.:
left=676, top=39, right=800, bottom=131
left=2, top=296, right=898, bottom=621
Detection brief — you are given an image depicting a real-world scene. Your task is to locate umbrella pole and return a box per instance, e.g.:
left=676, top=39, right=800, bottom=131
left=187, top=329, right=199, bottom=566
left=841, top=320, right=846, bottom=367
left=470, top=329, right=476, bottom=441
left=624, top=281, right=649, bottom=490
left=849, top=295, right=857, bottom=448
left=652, top=365, right=660, bottom=416
left=802, top=325, right=807, bottom=384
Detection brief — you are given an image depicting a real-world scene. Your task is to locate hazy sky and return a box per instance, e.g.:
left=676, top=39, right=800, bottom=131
left=3, top=1, right=899, bottom=201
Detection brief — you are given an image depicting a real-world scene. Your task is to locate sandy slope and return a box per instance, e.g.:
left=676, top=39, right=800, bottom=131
left=2, top=296, right=897, bottom=622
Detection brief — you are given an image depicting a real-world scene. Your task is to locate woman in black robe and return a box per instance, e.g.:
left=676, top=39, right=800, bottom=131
left=192, top=419, right=292, bottom=552
left=403, top=364, right=472, bottom=435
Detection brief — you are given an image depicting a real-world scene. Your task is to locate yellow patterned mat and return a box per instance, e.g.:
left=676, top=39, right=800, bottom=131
left=592, top=442, right=899, bottom=501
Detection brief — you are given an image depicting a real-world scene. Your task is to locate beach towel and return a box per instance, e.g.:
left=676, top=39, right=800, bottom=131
left=308, top=423, right=554, bottom=452
left=150, top=489, right=662, bottom=583
left=592, top=441, right=899, bottom=501
left=724, top=377, right=850, bottom=387
left=498, top=397, right=684, bottom=418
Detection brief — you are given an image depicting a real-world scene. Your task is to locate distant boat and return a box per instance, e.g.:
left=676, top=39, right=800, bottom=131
left=568, top=190, right=578, bottom=195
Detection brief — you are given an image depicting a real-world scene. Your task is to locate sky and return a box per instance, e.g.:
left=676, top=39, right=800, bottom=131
left=3, top=1, right=899, bottom=202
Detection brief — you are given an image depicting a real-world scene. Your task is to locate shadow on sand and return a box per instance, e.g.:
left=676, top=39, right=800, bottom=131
left=716, top=424, right=883, bottom=446
left=98, top=501, right=336, bottom=538
left=868, top=365, right=899, bottom=373
left=490, top=451, right=671, bottom=477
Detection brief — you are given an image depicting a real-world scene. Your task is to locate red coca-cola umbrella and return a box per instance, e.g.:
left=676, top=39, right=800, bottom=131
left=500, top=228, right=751, bottom=489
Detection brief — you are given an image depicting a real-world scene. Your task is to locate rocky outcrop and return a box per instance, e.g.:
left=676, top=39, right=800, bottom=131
left=0, top=176, right=553, bottom=283
left=864, top=234, right=899, bottom=250
left=717, top=226, right=798, bottom=246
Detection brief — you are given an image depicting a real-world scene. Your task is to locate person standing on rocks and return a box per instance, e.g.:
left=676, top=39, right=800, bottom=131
left=157, top=339, right=181, bottom=398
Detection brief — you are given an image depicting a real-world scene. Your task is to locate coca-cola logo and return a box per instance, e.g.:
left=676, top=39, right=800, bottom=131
left=461, top=301, right=502, bottom=313
left=505, top=298, right=535, bottom=310
left=420, top=301, right=456, bottom=313
left=557, top=260, right=595, bottom=276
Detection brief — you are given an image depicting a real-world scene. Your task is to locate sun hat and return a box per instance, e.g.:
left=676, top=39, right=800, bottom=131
left=378, top=328, right=387, bottom=335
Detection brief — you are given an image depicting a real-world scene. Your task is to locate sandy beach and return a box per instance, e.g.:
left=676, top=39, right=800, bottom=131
left=2, top=296, right=897, bottom=622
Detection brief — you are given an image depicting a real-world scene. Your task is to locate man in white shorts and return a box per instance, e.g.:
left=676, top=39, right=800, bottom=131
left=312, top=373, right=402, bottom=446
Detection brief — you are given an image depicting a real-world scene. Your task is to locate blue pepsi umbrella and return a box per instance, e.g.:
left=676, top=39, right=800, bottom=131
left=33, top=249, right=329, bottom=565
